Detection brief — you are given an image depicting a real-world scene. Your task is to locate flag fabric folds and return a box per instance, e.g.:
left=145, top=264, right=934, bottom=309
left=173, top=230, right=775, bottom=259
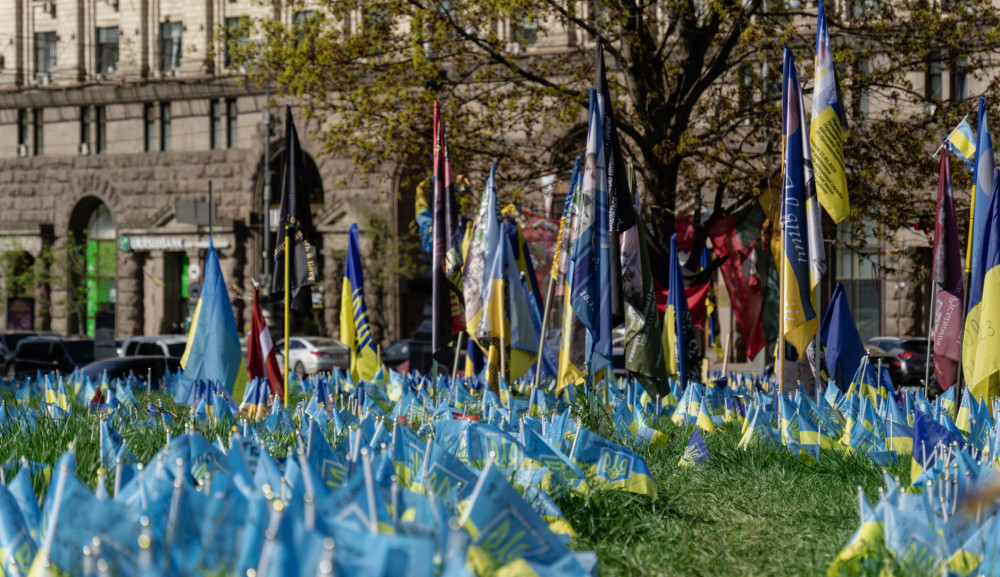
left=663, top=234, right=698, bottom=389
left=431, top=102, right=466, bottom=366
left=180, top=240, right=248, bottom=400
left=963, top=165, right=1000, bottom=403
left=464, top=164, right=500, bottom=344
left=820, top=283, right=866, bottom=391
left=931, top=152, right=964, bottom=390
left=679, top=428, right=710, bottom=467
left=270, top=106, right=318, bottom=314
left=946, top=118, right=976, bottom=170
left=967, top=96, right=995, bottom=276
left=247, top=286, right=284, bottom=402
left=810, top=0, right=850, bottom=223
left=621, top=158, right=668, bottom=396
left=341, top=223, right=380, bottom=384
left=781, top=48, right=821, bottom=354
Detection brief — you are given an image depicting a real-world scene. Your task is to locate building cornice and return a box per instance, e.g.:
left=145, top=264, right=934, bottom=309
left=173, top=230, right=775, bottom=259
left=0, top=75, right=270, bottom=109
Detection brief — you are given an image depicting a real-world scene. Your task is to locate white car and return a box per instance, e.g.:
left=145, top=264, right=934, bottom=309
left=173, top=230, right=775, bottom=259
left=119, top=335, right=187, bottom=358
left=274, top=336, right=350, bottom=379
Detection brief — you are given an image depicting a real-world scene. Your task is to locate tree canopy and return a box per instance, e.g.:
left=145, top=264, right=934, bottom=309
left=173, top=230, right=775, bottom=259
left=229, top=0, right=1000, bottom=244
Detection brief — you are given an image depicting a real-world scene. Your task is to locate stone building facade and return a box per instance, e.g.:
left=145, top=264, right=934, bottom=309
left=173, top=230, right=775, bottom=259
left=0, top=0, right=419, bottom=343
left=0, top=0, right=957, bottom=358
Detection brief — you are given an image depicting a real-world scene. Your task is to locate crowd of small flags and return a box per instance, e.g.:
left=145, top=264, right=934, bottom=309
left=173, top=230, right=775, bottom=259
left=9, top=343, right=1000, bottom=575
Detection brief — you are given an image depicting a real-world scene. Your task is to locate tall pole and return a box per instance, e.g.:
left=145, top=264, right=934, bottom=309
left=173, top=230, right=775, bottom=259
left=262, top=82, right=272, bottom=288
left=283, top=222, right=290, bottom=407
left=532, top=274, right=555, bottom=391
left=208, top=180, right=213, bottom=238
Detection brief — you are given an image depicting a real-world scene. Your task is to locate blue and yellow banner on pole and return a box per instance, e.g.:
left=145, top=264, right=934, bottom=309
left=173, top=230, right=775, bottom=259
left=966, top=97, right=995, bottom=275
left=782, top=48, right=819, bottom=354
left=810, top=0, right=850, bottom=224
left=963, top=165, right=1000, bottom=403
left=341, top=223, right=379, bottom=383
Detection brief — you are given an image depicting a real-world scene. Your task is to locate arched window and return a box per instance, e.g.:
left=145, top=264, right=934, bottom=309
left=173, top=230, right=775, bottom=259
left=84, top=203, right=116, bottom=336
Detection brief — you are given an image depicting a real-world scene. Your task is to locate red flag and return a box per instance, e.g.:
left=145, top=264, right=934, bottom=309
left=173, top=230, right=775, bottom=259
left=655, top=280, right=712, bottom=326
left=707, top=217, right=767, bottom=361
left=248, top=287, right=284, bottom=401
left=932, top=153, right=963, bottom=389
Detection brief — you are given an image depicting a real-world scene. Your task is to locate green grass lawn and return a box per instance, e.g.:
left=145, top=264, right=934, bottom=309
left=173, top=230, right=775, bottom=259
left=560, top=422, right=908, bottom=577
left=0, top=393, right=910, bottom=576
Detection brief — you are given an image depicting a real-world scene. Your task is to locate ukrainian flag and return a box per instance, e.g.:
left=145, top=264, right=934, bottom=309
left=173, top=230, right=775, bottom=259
left=341, top=223, right=379, bottom=383
left=947, top=118, right=976, bottom=169
left=781, top=48, right=819, bottom=354
left=810, top=0, right=850, bottom=223
left=180, top=240, right=248, bottom=401
left=966, top=97, right=995, bottom=275
left=663, top=233, right=690, bottom=387
left=963, top=167, right=1000, bottom=403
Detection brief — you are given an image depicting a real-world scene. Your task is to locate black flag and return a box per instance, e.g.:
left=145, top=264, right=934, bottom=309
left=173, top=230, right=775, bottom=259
left=595, top=42, right=636, bottom=327
left=431, top=102, right=465, bottom=366
left=271, top=107, right=317, bottom=314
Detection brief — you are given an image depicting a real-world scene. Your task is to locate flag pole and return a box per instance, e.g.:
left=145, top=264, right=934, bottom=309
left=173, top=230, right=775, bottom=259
left=451, top=331, right=464, bottom=384
left=778, top=244, right=786, bottom=397
left=925, top=254, right=937, bottom=399
left=533, top=275, right=555, bottom=391
left=932, top=113, right=971, bottom=158
left=283, top=222, right=290, bottom=407
left=813, top=279, right=822, bottom=405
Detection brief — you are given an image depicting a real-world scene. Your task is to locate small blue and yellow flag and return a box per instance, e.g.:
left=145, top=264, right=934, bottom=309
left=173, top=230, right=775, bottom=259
left=678, top=428, right=710, bottom=467
left=946, top=118, right=976, bottom=170
left=341, top=223, right=380, bottom=383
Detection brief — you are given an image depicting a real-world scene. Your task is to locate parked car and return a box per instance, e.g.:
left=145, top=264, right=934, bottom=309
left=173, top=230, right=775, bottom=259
left=274, top=337, right=350, bottom=379
left=6, top=336, right=95, bottom=379
left=382, top=339, right=410, bottom=369
left=0, top=331, right=39, bottom=365
left=118, top=335, right=187, bottom=358
left=868, top=336, right=930, bottom=387
left=81, top=356, right=182, bottom=389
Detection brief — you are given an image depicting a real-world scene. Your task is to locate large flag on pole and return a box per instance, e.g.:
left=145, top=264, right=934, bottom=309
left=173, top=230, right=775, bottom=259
left=431, top=102, right=466, bottom=365
left=551, top=157, right=581, bottom=298
left=820, top=282, right=865, bottom=390
left=782, top=48, right=819, bottom=354
left=570, top=88, right=613, bottom=376
left=963, top=167, right=1000, bottom=402
left=932, top=152, right=963, bottom=390
left=594, top=41, right=636, bottom=327
left=341, top=223, right=380, bottom=383
left=270, top=106, right=318, bottom=313
left=810, top=0, right=850, bottom=223
left=181, top=240, right=248, bottom=400
left=967, top=97, right=995, bottom=276
left=621, top=158, right=668, bottom=395
left=663, top=233, right=697, bottom=388
left=247, top=286, right=284, bottom=401
left=463, top=164, right=499, bottom=344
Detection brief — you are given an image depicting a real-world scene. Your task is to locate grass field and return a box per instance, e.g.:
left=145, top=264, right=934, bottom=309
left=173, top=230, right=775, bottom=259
left=560, top=421, right=907, bottom=577
left=0, top=391, right=909, bottom=577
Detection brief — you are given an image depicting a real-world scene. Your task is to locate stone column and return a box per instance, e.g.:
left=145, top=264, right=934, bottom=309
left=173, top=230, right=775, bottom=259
left=116, top=249, right=145, bottom=337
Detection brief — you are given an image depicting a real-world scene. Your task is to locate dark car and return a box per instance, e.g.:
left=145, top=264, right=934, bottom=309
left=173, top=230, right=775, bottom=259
left=868, top=337, right=930, bottom=387
left=81, top=356, right=182, bottom=390
left=6, top=336, right=95, bottom=379
left=0, top=331, right=39, bottom=365
left=382, top=340, right=410, bottom=369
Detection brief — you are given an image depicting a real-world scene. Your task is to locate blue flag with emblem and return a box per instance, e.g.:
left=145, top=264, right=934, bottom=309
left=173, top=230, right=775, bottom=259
left=678, top=428, right=710, bottom=467
left=341, top=223, right=380, bottom=383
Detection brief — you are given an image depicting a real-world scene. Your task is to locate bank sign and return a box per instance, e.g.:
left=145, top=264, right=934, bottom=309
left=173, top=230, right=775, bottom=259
left=119, top=235, right=231, bottom=252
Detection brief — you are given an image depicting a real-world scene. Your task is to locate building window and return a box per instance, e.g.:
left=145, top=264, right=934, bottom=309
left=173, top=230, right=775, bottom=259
left=160, top=102, right=172, bottom=151
left=144, top=104, right=156, bottom=152
left=32, top=109, right=44, bottom=156
left=160, top=21, right=182, bottom=72
left=80, top=107, right=91, bottom=150
left=836, top=221, right=881, bottom=342
left=926, top=51, right=943, bottom=102
left=96, top=27, right=119, bottom=75
left=210, top=100, right=223, bottom=150
left=294, top=10, right=317, bottom=49
left=96, top=106, right=107, bottom=154
left=17, top=110, right=28, bottom=149
left=34, top=32, right=56, bottom=79
left=226, top=98, right=238, bottom=148
left=224, top=17, right=244, bottom=69
left=856, top=58, right=870, bottom=119
left=951, top=56, right=968, bottom=103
